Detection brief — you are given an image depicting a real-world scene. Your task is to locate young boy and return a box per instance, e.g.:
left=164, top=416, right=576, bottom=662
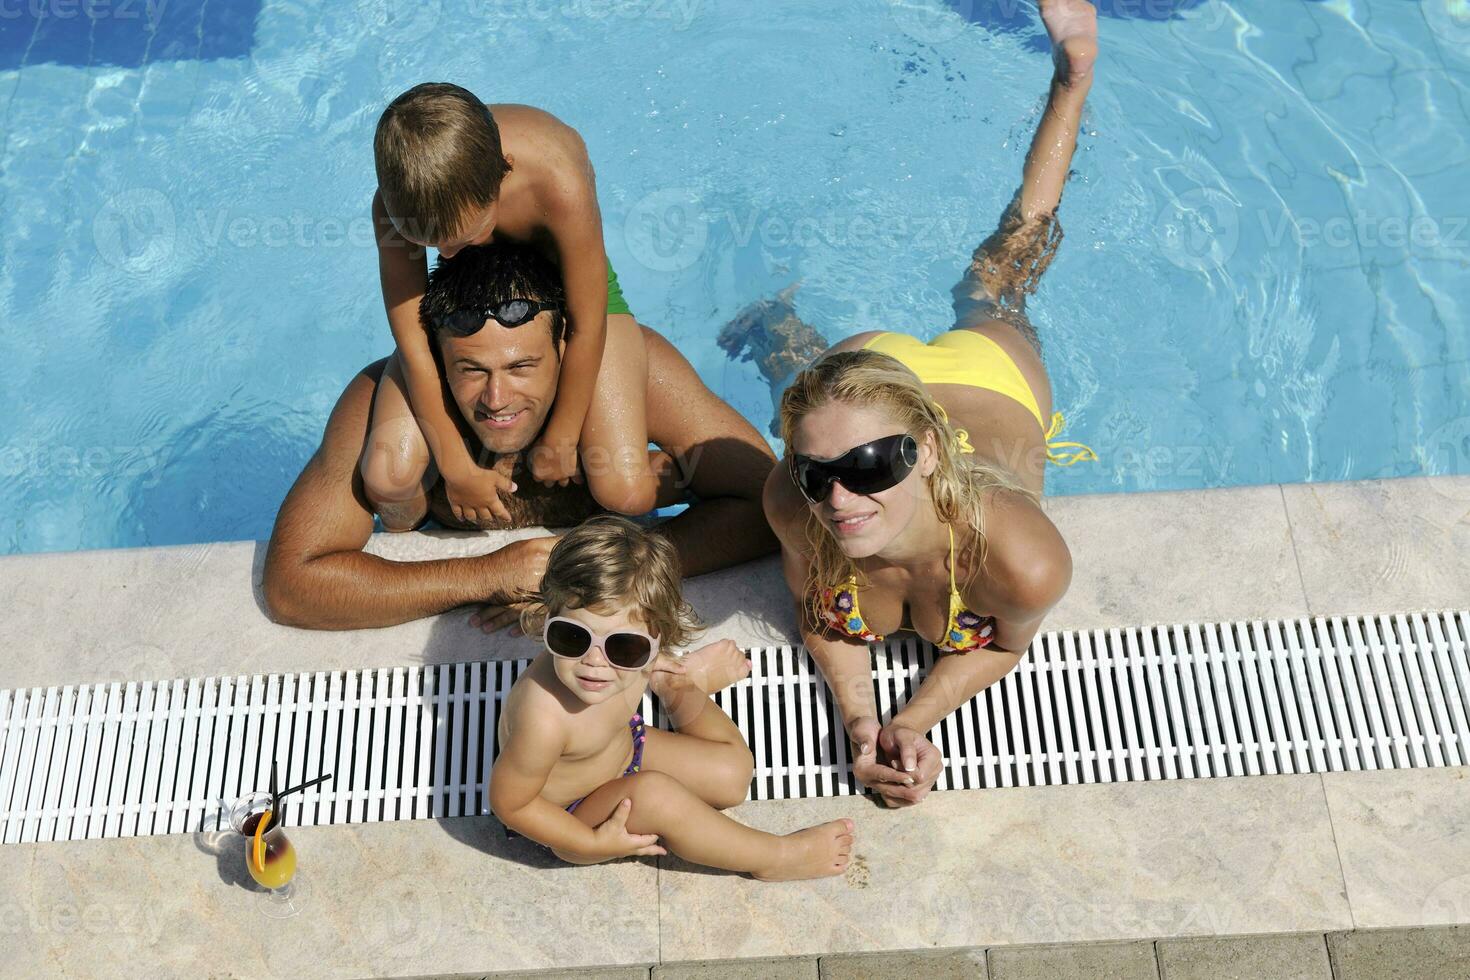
left=364, top=83, right=661, bottom=527
left=490, top=515, right=856, bottom=880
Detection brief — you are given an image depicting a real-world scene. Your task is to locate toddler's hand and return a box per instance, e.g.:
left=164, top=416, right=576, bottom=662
left=648, top=651, right=689, bottom=695
left=444, top=467, right=516, bottom=526
left=589, top=798, right=666, bottom=859
left=527, top=433, right=582, bottom=487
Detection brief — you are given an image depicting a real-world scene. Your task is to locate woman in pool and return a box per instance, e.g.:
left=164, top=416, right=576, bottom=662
left=762, top=0, right=1100, bottom=808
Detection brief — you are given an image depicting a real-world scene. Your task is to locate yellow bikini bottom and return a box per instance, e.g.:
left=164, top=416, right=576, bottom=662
left=861, top=330, right=1098, bottom=467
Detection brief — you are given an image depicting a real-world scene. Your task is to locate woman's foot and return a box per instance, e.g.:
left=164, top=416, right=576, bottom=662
left=1040, top=0, right=1098, bottom=90
left=751, top=818, right=856, bottom=881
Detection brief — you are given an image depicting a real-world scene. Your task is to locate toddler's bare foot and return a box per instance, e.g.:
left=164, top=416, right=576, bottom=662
left=1040, top=0, right=1098, bottom=90
left=751, top=818, right=855, bottom=882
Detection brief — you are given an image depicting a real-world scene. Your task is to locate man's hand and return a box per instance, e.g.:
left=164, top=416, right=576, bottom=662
left=527, top=431, right=583, bottom=487
left=468, top=535, right=559, bottom=634
left=875, top=721, right=943, bottom=807
left=443, top=466, right=516, bottom=525
left=588, top=798, right=666, bottom=859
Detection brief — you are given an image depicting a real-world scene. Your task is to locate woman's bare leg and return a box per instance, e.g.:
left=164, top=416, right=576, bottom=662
left=952, top=0, right=1099, bottom=338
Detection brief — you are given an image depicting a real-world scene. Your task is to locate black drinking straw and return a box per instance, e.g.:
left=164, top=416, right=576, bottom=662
left=269, top=759, right=279, bottom=823
left=279, top=772, right=332, bottom=799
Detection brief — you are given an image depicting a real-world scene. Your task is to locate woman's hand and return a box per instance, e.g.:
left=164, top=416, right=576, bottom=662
left=848, top=716, right=921, bottom=806
left=875, top=721, right=944, bottom=807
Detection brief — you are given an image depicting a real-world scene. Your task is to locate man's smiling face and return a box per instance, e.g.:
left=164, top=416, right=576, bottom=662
left=419, top=242, right=570, bottom=456
left=436, top=314, right=563, bottom=455
left=435, top=312, right=561, bottom=455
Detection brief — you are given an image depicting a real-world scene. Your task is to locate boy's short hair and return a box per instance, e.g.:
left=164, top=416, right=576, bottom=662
left=420, top=242, right=568, bottom=347
left=374, top=82, right=511, bottom=243
left=519, top=515, right=704, bottom=653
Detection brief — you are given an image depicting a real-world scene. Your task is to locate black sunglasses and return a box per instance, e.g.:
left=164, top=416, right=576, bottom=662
left=431, top=298, right=559, bottom=337
left=789, top=433, right=919, bottom=505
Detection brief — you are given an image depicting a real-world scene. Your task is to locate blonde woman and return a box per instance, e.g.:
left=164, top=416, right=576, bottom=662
left=762, top=0, right=1100, bottom=808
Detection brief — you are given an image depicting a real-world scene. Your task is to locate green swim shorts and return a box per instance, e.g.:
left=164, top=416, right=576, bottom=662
left=606, top=258, right=632, bottom=317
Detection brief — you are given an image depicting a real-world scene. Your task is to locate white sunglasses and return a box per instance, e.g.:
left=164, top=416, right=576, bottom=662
left=542, top=616, right=660, bottom=671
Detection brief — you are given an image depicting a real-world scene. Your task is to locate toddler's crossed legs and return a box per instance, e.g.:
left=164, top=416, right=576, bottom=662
left=554, top=642, right=855, bottom=880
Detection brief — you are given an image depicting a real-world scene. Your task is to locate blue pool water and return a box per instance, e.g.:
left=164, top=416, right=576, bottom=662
left=1, top=0, right=1468, bottom=555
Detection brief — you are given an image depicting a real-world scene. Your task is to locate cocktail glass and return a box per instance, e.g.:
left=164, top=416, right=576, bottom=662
left=230, top=792, right=303, bottom=918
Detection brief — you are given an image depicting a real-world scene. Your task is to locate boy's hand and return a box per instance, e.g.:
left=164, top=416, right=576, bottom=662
left=443, top=467, right=516, bottom=526
left=526, top=432, right=583, bottom=487
left=589, top=798, right=666, bottom=859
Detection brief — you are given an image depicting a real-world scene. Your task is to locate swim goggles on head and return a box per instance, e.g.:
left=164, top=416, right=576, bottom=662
left=430, top=298, right=560, bottom=336
left=543, top=616, right=660, bottom=671
left=789, top=433, right=919, bottom=505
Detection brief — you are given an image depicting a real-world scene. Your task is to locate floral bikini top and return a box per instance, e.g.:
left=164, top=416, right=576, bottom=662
left=818, top=523, right=995, bottom=653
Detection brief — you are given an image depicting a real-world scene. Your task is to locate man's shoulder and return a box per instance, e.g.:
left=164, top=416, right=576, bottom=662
left=340, top=357, right=391, bottom=405
left=313, top=358, right=392, bottom=454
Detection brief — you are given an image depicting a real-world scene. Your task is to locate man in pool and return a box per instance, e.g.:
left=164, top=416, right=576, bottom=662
left=261, top=241, right=778, bottom=630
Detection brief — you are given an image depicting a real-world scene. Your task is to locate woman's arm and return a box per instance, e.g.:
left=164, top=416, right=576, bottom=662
left=763, top=469, right=915, bottom=787
left=889, top=514, right=1073, bottom=737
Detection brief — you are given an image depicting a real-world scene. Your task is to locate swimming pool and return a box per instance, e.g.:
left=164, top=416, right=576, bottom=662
left=1, top=0, right=1467, bottom=555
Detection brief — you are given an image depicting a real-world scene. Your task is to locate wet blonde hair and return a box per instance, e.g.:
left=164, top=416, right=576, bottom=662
left=517, top=515, right=704, bottom=653
left=778, top=349, right=1041, bottom=630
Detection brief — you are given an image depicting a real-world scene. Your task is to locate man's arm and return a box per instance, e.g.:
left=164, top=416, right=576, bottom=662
left=260, top=361, right=550, bottom=630
left=640, top=326, right=780, bottom=576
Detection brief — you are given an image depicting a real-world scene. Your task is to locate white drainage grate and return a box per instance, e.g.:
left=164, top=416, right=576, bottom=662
left=2, top=610, right=1468, bottom=844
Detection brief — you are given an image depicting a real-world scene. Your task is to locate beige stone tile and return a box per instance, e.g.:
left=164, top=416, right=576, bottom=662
left=1039, top=485, right=1307, bottom=633
left=1155, top=932, right=1331, bottom=979
left=819, top=947, right=989, bottom=979
left=409, top=971, right=650, bottom=979
left=1280, top=477, right=1470, bottom=618
left=1322, top=768, right=1470, bottom=929
left=1327, top=925, right=1470, bottom=980
left=653, top=958, right=818, bottom=979
left=0, top=815, right=657, bottom=978
left=657, top=776, right=1350, bottom=961
left=986, top=940, right=1158, bottom=979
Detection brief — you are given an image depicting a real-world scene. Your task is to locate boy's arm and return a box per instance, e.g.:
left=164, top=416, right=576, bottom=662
left=373, top=189, right=513, bottom=523
left=529, top=149, right=609, bottom=486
